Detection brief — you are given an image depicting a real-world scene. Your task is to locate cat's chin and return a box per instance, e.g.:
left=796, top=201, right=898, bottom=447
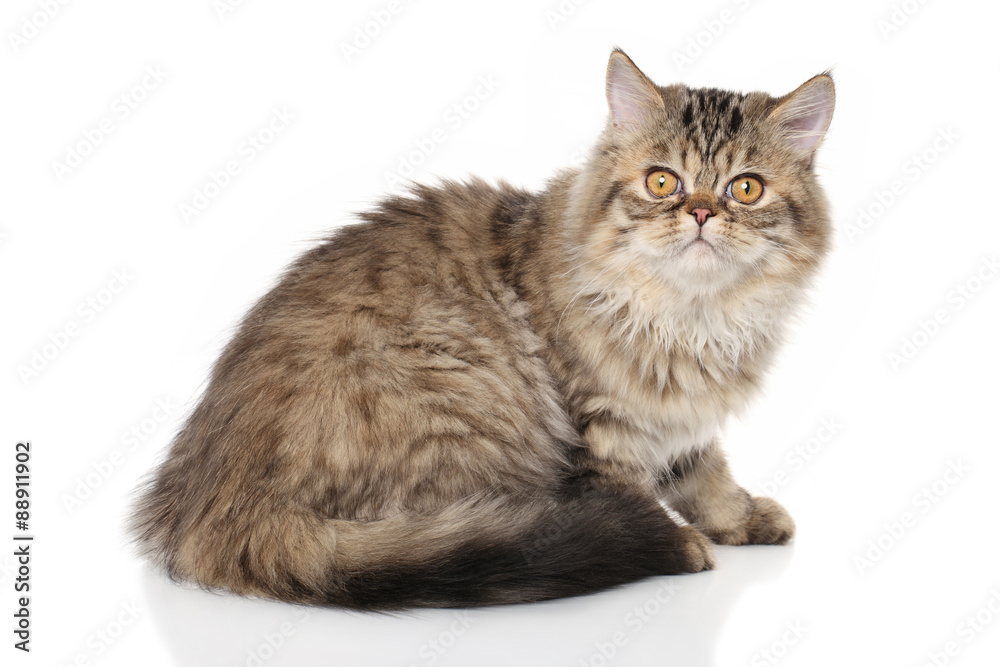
left=685, top=238, right=719, bottom=261
left=645, top=243, right=750, bottom=294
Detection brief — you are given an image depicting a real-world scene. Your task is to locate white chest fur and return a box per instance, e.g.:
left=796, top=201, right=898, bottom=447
left=571, top=276, right=799, bottom=473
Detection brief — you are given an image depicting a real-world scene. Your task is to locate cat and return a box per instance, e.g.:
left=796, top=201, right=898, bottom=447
left=130, top=49, right=834, bottom=610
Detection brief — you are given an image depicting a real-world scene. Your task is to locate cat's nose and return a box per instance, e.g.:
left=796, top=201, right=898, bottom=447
left=691, top=208, right=714, bottom=226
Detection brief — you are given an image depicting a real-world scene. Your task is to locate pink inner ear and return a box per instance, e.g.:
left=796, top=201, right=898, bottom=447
left=776, top=80, right=834, bottom=154
left=607, top=57, right=661, bottom=128
left=783, top=107, right=830, bottom=152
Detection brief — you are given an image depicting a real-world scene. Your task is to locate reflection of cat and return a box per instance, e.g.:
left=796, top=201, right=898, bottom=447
left=131, top=50, right=834, bottom=610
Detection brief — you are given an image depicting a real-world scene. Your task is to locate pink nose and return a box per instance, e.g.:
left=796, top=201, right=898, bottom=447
left=692, top=208, right=713, bottom=226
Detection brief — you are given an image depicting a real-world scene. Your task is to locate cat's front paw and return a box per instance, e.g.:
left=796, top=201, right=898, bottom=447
left=674, top=525, right=716, bottom=572
left=701, top=496, right=795, bottom=546
left=744, top=496, right=795, bottom=545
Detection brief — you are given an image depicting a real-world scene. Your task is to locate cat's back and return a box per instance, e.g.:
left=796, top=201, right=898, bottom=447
left=171, top=177, right=573, bottom=519
left=264, top=178, right=532, bottom=316
left=218, top=178, right=546, bottom=399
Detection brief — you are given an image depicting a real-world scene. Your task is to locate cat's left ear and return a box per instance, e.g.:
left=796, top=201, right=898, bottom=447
left=606, top=49, right=664, bottom=131
left=768, top=74, right=835, bottom=165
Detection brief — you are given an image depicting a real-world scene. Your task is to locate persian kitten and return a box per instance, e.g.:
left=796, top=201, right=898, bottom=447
left=131, top=50, right=834, bottom=609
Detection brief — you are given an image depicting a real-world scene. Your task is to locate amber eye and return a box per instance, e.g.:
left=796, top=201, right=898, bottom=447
left=728, top=175, right=764, bottom=204
left=645, top=170, right=680, bottom=198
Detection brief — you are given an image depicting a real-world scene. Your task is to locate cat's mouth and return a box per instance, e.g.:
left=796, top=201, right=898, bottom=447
left=685, top=236, right=718, bottom=254
left=675, top=235, right=728, bottom=269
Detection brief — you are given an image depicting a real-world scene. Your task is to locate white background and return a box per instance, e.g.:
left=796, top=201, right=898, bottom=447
left=2, top=0, right=999, bottom=665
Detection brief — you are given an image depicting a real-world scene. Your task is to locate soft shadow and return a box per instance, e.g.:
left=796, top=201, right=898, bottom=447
left=141, top=543, right=795, bottom=666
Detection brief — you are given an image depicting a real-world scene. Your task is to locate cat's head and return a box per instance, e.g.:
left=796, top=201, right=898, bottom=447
left=574, top=49, right=834, bottom=298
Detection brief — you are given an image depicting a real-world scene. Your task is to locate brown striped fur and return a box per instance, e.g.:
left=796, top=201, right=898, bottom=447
left=130, top=50, right=834, bottom=608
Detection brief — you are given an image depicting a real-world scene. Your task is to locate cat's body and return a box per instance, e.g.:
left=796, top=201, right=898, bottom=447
left=132, top=51, right=834, bottom=609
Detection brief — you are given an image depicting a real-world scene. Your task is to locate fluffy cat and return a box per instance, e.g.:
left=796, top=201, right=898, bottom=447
left=131, top=50, right=834, bottom=609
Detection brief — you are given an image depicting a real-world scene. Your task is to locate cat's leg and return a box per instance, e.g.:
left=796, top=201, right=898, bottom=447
left=660, top=441, right=795, bottom=546
left=573, top=421, right=716, bottom=572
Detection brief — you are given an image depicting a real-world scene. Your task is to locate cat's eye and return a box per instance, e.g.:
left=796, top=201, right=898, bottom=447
left=645, top=170, right=681, bottom=198
left=727, top=175, right=765, bottom=204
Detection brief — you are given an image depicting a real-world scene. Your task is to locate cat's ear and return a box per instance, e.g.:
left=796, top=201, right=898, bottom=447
left=768, top=74, right=835, bottom=163
left=606, top=49, right=664, bottom=131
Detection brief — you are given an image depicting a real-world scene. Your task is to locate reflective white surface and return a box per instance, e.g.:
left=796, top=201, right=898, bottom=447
left=135, top=545, right=793, bottom=667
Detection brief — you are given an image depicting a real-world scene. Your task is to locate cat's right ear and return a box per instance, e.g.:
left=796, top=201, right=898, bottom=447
left=606, top=49, right=664, bottom=131
left=768, top=74, right=835, bottom=164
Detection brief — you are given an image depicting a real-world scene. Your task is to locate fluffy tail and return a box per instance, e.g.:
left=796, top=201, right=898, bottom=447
left=132, top=486, right=710, bottom=610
